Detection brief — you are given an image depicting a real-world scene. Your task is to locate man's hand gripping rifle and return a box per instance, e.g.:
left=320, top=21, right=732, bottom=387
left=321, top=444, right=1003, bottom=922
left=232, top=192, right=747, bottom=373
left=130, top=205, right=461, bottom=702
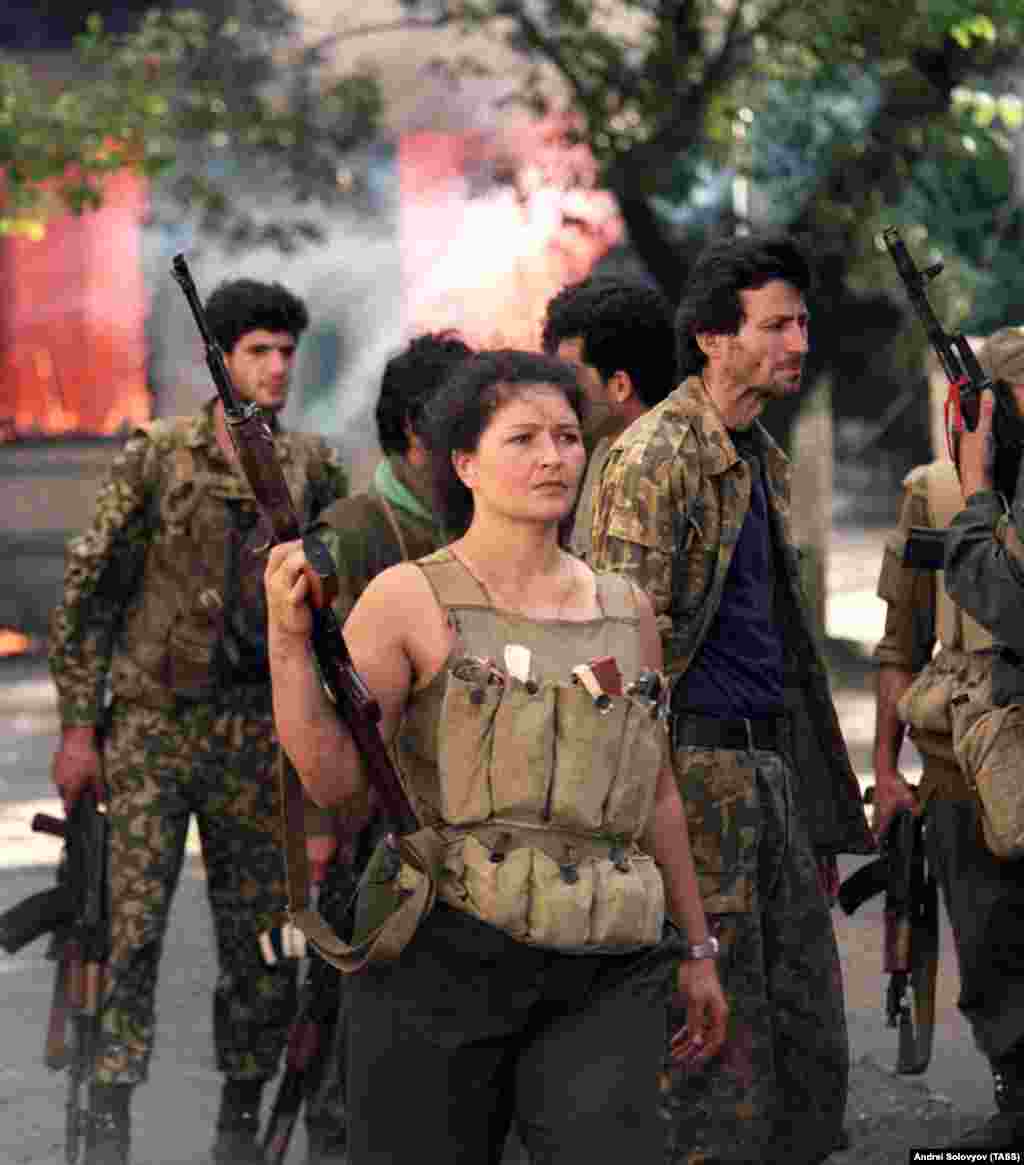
left=838, top=807, right=938, bottom=1074
left=883, top=226, right=1024, bottom=569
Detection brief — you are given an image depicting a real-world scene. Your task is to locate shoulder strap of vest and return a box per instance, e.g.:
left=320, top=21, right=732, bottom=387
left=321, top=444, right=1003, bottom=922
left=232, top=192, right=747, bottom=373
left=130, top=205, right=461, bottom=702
left=414, top=548, right=491, bottom=610
left=593, top=571, right=641, bottom=622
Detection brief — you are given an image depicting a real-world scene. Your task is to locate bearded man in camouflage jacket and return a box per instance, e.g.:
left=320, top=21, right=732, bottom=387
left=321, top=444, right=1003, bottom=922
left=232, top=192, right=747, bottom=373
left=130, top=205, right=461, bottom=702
left=591, top=234, right=872, bottom=1164
left=48, top=279, right=348, bottom=1165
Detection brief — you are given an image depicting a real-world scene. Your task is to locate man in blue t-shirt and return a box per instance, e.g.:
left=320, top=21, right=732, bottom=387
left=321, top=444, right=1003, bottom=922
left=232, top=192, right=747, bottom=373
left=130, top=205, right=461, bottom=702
left=592, top=234, right=871, bottom=1165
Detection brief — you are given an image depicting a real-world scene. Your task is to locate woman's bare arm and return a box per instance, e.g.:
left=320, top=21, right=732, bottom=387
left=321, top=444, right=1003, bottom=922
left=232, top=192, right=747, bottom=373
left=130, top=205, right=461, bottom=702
left=266, top=544, right=446, bottom=815
left=630, top=582, right=728, bottom=1063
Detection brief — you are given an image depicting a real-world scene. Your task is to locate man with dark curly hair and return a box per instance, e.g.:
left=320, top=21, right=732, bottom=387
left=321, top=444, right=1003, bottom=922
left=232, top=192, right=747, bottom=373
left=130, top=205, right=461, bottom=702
left=542, top=275, right=676, bottom=562
left=48, top=277, right=348, bottom=1165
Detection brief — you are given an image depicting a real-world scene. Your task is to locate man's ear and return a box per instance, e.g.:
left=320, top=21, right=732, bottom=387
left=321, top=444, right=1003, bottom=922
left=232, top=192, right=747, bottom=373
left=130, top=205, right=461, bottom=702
left=694, top=331, right=719, bottom=358
left=452, top=449, right=476, bottom=488
left=608, top=370, right=634, bottom=405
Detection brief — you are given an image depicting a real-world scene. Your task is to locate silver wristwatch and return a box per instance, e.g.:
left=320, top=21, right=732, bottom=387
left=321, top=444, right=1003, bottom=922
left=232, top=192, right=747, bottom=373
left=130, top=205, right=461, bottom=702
left=682, top=935, right=720, bottom=961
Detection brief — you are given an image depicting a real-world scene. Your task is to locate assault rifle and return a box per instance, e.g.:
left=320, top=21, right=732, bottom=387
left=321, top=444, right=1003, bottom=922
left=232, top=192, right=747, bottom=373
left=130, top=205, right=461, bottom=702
left=882, top=226, right=1024, bottom=569
left=0, top=790, right=111, bottom=1162
left=838, top=807, right=938, bottom=1074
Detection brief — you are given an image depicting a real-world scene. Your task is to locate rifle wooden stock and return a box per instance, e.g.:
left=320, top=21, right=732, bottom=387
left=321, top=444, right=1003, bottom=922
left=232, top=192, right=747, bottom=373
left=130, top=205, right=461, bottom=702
left=45, top=956, right=71, bottom=1070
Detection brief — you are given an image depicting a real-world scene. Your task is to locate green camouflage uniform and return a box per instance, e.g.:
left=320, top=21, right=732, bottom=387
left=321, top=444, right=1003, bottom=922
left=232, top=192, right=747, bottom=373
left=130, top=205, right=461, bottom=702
left=48, top=399, right=347, bottom=1086
left=299, top=454, right=444, bottom=1146
left=591, top=375, right=872, bottom=1164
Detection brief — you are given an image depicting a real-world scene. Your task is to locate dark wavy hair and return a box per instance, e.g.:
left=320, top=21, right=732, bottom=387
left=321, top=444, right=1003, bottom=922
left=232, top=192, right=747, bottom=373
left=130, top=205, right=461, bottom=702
left=375, top=331, right=474, bottom=456
left=424, top=349, right=584, bottom=537
left=541, top=276, right=677, bottom=406
left=675, top=234, right=813, bottom=376
left=204, top=278, right=310, bottom=354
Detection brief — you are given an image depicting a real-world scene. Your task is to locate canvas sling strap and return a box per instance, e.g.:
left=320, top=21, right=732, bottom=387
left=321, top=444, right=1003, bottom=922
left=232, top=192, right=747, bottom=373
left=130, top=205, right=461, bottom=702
left=278, top=753, right=442, bottom=973
left=274, top=502, right=440, bottom=974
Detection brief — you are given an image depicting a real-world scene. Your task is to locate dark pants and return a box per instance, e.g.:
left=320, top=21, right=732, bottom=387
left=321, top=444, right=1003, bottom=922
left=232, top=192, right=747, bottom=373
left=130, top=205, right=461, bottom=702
left=925, top=795, right=1024, bottom=1060
left=346, top=904, right=676, bottom=1164
left=304, top=857, right=359, bottom=1153
left=666, top=747, right=848, bottom=1164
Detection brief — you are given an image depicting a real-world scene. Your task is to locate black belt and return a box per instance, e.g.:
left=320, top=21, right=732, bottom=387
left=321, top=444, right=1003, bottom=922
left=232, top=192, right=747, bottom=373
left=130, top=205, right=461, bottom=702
left=672, top=712, right=786, bottom=753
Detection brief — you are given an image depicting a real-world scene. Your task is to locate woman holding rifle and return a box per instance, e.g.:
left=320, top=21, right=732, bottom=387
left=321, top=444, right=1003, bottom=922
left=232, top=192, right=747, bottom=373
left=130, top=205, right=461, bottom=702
left=265, top=349, right=727, bottom=1163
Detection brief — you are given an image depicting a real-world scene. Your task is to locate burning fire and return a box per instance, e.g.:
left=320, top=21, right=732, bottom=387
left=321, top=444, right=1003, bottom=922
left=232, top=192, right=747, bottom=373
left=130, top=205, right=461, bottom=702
left=0, top=628, right=35, bottom=657
left=399, top=112, right=624, bottom=351
left=0, top=170, right=150, bottom=441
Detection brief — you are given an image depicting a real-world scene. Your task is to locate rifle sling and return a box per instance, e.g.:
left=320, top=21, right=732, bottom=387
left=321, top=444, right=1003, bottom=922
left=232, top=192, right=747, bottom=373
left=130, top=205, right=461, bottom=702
left=278, top=754, right=439, bottom=974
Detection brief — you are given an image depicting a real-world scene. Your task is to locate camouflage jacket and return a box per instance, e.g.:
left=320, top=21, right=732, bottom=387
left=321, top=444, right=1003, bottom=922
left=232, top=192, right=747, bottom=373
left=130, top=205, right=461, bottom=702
left=591, top=375, right=872, bottom=856
left=568, top=436, right=611, bottom=564
left=48, top=399, right=348, bottom=723
left=304, top=455, right=444, bottom=834
left=945, top=472, right=1024, bottom=705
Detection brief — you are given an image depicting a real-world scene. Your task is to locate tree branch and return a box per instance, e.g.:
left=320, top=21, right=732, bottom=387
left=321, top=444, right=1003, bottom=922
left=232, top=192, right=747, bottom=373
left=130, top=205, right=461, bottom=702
left=317, top=15, right=451, bottom=46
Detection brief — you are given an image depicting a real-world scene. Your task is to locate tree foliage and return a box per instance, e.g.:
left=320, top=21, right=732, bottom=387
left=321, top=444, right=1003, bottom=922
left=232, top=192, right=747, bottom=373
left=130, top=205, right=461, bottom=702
left=0, top=5, right=382, bottom=245
left=387, top=1, right=1024, bottom=457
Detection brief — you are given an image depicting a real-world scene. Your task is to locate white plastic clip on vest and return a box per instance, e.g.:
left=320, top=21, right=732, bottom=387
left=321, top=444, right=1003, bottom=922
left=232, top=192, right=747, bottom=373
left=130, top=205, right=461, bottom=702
left=504, top=644, right=537, bottom=693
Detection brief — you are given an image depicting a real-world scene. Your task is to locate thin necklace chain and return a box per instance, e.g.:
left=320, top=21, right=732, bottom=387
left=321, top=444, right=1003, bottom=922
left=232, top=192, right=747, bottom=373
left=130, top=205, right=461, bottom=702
left=453, top=547, right=577, bottom=620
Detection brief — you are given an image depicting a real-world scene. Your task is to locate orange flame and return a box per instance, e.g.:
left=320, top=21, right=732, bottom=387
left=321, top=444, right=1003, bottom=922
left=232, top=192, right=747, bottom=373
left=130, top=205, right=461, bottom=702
left=0, top=628, right=34, bottom=657
left=399, top=114, right=624, bottom=352
left=0, top=169, right=149, bottom=441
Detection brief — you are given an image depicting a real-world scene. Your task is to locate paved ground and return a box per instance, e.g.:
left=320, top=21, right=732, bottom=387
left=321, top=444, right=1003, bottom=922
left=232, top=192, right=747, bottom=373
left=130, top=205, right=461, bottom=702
left=0, top=523, right=998, bottom=1162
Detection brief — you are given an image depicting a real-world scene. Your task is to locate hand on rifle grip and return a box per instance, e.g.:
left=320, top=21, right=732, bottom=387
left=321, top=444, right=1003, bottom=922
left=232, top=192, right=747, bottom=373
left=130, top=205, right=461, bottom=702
left=957, top=388, right=996, bottom=498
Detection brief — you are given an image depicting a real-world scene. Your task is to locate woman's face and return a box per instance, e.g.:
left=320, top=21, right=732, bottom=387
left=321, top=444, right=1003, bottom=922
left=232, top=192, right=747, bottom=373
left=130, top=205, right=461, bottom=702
left=453, top=384, right=586, bottom=525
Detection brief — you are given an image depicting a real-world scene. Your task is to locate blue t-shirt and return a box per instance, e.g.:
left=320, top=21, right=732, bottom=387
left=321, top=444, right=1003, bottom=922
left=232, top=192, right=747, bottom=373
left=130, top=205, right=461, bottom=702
left=673, top=435, right=784, bottom=718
